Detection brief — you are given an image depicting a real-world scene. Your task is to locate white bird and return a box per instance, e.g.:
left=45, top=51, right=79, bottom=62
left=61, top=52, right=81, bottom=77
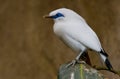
left=44, top=8, right=113, bottom=70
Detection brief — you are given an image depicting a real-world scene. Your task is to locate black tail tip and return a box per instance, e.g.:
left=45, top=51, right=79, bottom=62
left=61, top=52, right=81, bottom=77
left=105, top=59, right=113, bottom=70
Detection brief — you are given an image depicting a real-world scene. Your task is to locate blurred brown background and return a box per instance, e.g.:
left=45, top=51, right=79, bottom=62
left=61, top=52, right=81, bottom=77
left=0, top=0, right=120, bottom=79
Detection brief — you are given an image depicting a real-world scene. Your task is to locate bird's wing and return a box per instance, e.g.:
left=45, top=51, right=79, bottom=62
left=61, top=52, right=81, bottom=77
left=64, top=21, right=102, bottom=52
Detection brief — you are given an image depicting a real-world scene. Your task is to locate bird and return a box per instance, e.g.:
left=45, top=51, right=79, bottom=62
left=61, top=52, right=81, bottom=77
left=44, top=8, right=113, bottom=70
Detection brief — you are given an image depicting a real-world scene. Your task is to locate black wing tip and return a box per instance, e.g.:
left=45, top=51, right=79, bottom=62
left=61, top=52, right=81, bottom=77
left=100, top=50, right=108, bottom=57
left=105, top=58, right=113, bottom=70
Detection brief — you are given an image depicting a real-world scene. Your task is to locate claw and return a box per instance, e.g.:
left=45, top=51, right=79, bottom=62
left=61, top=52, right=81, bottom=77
left=66, top=60, right=86, bottom=68
left=66, top=60, right=77, bottom=68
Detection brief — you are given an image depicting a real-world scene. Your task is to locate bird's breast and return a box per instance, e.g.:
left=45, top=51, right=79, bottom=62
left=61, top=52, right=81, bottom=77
left=53, top=22, right=86, bottom=52
left=53, top=23, right=66, bottom=37
left=53, top=21, right=77, bottom=36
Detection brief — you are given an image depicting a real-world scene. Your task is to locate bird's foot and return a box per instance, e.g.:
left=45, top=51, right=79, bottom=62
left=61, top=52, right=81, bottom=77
left=66, top=60, right=77, bottom=68
left=66, top=59, right=86, bottom=68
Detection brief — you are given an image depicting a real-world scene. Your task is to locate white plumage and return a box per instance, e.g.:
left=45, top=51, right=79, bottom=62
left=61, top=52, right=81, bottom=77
left=45, top=8, right=113, bottom=70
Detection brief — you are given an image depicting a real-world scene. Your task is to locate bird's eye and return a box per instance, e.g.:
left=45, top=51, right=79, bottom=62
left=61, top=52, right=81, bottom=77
left=56, top=13, right=64, bottom=17
left=51, top=13, right=64, bottom=19
left=56, top=14, right=59, bottom=17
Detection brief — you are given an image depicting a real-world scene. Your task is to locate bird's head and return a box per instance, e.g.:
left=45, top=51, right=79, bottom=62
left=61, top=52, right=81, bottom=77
left=44, top=8, right=84, bottom=22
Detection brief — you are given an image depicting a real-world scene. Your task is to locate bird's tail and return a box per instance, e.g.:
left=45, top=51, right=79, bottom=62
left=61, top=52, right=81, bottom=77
left=100, top=50, right=113, bottom=70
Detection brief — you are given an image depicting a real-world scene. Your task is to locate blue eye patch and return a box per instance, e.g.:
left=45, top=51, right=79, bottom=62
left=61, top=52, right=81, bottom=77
left=51, top=13, right=64, bottom=19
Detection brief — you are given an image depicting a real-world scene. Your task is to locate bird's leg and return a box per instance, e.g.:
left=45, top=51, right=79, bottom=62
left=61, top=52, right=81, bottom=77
left=75, top=51, right=83, bottom=61
left=75, top=51, right=86, bottom=64
left=66, top=51, right=85, bottom=68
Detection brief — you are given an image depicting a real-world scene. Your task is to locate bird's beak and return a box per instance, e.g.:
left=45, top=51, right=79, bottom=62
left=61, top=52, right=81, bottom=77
left=43, top=15, right=52, bottom=18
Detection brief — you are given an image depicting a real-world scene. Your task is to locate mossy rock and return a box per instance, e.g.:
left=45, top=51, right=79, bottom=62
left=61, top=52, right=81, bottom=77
left=58, top=63, right=105, bottom=79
